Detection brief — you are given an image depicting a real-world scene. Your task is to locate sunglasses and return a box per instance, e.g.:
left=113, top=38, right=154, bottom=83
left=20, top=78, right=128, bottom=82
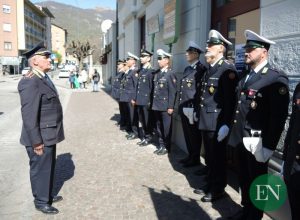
left=158, top=57, right=164, bottom=60
left=140, top=55, right=149, bottom=58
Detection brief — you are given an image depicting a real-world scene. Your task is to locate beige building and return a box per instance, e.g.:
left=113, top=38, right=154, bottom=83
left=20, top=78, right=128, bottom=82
left=51, top=23, right=67, bottom=64
left=0, top=0, right=19, bottom=73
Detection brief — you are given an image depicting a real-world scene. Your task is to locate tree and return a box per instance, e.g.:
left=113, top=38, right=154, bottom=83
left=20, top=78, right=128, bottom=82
left=68, top=40, right=93, bottom=69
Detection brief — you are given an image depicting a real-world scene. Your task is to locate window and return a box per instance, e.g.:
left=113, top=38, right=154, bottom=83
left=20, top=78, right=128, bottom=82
left=3, top=23, right=11, bottom=32
left=4, top=42, right=12, bottom=50
left=3, top=5, right=11, bottom=14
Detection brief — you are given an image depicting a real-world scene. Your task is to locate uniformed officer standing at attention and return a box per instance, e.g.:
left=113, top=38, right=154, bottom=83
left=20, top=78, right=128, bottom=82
left=135, top=49, right=154, bottom=146
left=112, top=59, right=126, bottom=128
left=18, top=42, right=64, bottom=214
left=119, top=52, right=140, bottom=139
left=152, top=49, right=177, bottom=155
left=227, top=30, right=289, bottom=220
left=178, top=41, right=206, bottom=167
left=194, top=30, right=238, bottom=203
left=283, top=82, right=300, bottom=220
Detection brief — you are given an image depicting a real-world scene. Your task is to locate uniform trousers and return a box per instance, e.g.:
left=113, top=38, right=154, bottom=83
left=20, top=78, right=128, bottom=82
left=201, top=131, right=227, bottom=192
left=285, top=172, right=300, bottom=220
left=119, top=102, right=132, bottom=132
left=154, top=111, right=172, bottom=150
left=237, top=143, right=268, bottom=220
left=128, top=102, right=139, bottom=136
left=180, top=111, right=201, bottom=161
left=137, top=105, right=151, bottom=140
left=118, top=101, right=126, bottom=127
left=26, top=145, right=56, bottom=206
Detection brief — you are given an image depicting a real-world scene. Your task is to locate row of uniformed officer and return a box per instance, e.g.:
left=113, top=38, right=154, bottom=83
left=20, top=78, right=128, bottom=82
left=193, top=30, right=239, bottom=203
left=227, top=30, right=290, bottom=219
left=178, top=41, right=207, bottom=167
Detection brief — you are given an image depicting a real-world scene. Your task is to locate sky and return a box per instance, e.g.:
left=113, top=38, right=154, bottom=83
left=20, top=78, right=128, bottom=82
left=31, top=0, right=116, bottom=10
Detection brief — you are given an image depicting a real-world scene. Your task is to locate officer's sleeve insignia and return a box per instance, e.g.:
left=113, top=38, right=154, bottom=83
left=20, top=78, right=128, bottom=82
left=279, top=87, right=287, bottom=95
left=228, top=72, right=236, bottom=80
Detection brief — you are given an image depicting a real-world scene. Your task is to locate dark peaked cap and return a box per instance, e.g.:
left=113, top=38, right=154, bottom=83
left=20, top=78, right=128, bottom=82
left=140, top=49, right=153, bottom=56
left=23, top=42, right=51, bottom=59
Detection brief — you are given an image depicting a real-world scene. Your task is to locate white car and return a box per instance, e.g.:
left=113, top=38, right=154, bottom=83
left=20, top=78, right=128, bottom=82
left=21, top=67, right=30, bottom=76
left=58, top=69, right=70, bottom=78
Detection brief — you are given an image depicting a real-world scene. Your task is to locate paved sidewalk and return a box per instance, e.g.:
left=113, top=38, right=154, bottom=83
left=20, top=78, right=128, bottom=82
left=0, top=82, right=271, bottom=219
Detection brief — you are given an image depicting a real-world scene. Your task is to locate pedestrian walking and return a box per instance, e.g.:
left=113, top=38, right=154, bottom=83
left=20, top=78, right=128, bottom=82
left=227, top=30, right=289, bottom=220
left=92, top=69, right=100, bottom=92
left=18, top=42, right=65, bottom=215
left=151, top=49, right=177, bottom=155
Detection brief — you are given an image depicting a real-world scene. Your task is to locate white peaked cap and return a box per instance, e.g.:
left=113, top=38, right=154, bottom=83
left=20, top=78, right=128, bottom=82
left=207, top=29, right=232, bottom=46
left=243, top=29, right=275, bottom=50
left=127, top=52, right=140, bottom=60
left=156, top=49, right=172, bottom=58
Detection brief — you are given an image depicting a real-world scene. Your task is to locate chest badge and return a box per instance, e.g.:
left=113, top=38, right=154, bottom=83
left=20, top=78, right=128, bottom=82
left=135, top=73, right=139, bottom=77
left=250, top=100, right=257, bottom=109
left=209, top=86, right=215, bottom=94
left=159, top=83, right=164, bottom=88
left=187, top=82, right=192, bottom=87
left=143, top=78, right=146, bottom=83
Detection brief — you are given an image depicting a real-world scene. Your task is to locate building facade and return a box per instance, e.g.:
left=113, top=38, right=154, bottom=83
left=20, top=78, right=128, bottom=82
left=51, top=23, right=67, bottom=64
left=0, top=0, right=19, bottom=74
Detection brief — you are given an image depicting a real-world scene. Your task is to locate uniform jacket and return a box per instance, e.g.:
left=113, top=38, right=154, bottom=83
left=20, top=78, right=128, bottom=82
left=111, top=71, right=124, bottom=100
left=18, top=70, right=65, bottom=147
left=135, top=66, right=154, bottom=106
left=151, top=68, right=177, bottom=111
left=197, top=58, right=238, bottom=131
left=228, top=63, right=289, bottom=150
left=119, top=67, right=138, bottom=102
left=283, top=83, right=300, bottom=179
left=178, top=61, right=206, bottom=114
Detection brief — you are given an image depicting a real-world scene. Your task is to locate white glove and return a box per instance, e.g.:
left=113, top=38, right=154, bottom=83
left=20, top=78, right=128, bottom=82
left=217, top=125, right=229, bottom=142
left=193, top=112, right=198, bottom=122
left=255, top=147, right=273, bottom=163
left=280, top=161, right=284, bottom=176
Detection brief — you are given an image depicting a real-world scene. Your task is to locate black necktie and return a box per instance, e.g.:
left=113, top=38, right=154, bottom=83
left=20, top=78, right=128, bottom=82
left=44, top=74, right=56, bottom=92
left=246, top=70, right=256, bottom=83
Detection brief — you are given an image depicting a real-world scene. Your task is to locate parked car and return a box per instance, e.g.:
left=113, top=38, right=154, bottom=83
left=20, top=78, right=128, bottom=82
left=58, top=69, right=70, bottom=78
left=21, top=67, right=30, bottom=76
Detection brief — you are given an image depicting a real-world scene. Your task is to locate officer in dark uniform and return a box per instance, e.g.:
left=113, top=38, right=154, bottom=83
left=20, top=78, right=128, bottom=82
left=227, top=30, right=289, bottom=220
left=152, top=49, right=177, bottom=155
left=119, top=52, right=139, bottom=139
left=112, top=59, right=126, bottom=128
left=134, top=49, right=154, bottom=146
left=178, top=41, right=206, bottom=167
left=195, top=30, right=238, bottom=202
left=283, top=82, right=300, bottom=220
left=18, top=42, right=64, bottom=214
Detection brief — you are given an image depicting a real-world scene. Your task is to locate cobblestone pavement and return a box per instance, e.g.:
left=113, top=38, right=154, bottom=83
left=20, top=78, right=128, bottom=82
left=0, top=76, right=271, bottom=220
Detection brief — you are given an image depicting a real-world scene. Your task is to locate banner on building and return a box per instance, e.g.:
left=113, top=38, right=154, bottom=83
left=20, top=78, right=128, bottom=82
left=163, top=0, right=179, bottom=45
left=235, top=44, right=246, bottom=73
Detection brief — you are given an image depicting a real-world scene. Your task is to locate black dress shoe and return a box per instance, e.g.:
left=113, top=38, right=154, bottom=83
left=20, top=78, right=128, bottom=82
left=194, top=166, right=209, bottom=176
left=156, top=147, right=168, bottom=155
left=201, top=191, right=226, bottom=202
left=137, top=139, right=146, bottom=145
left=179, top=157, right=190, bottom=164
left=153, top=148, right=162, bottom=154
left=139, top=140, right=149, bottom=146
left=127, top=134, right=138, bottom=140
left=193, top=186, right=208, bottom=195
left=183, top=160, right=201, bottom=168
left=52, top=195, right=63, bottom=203
left=35, top=204, right=59, bottom=214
